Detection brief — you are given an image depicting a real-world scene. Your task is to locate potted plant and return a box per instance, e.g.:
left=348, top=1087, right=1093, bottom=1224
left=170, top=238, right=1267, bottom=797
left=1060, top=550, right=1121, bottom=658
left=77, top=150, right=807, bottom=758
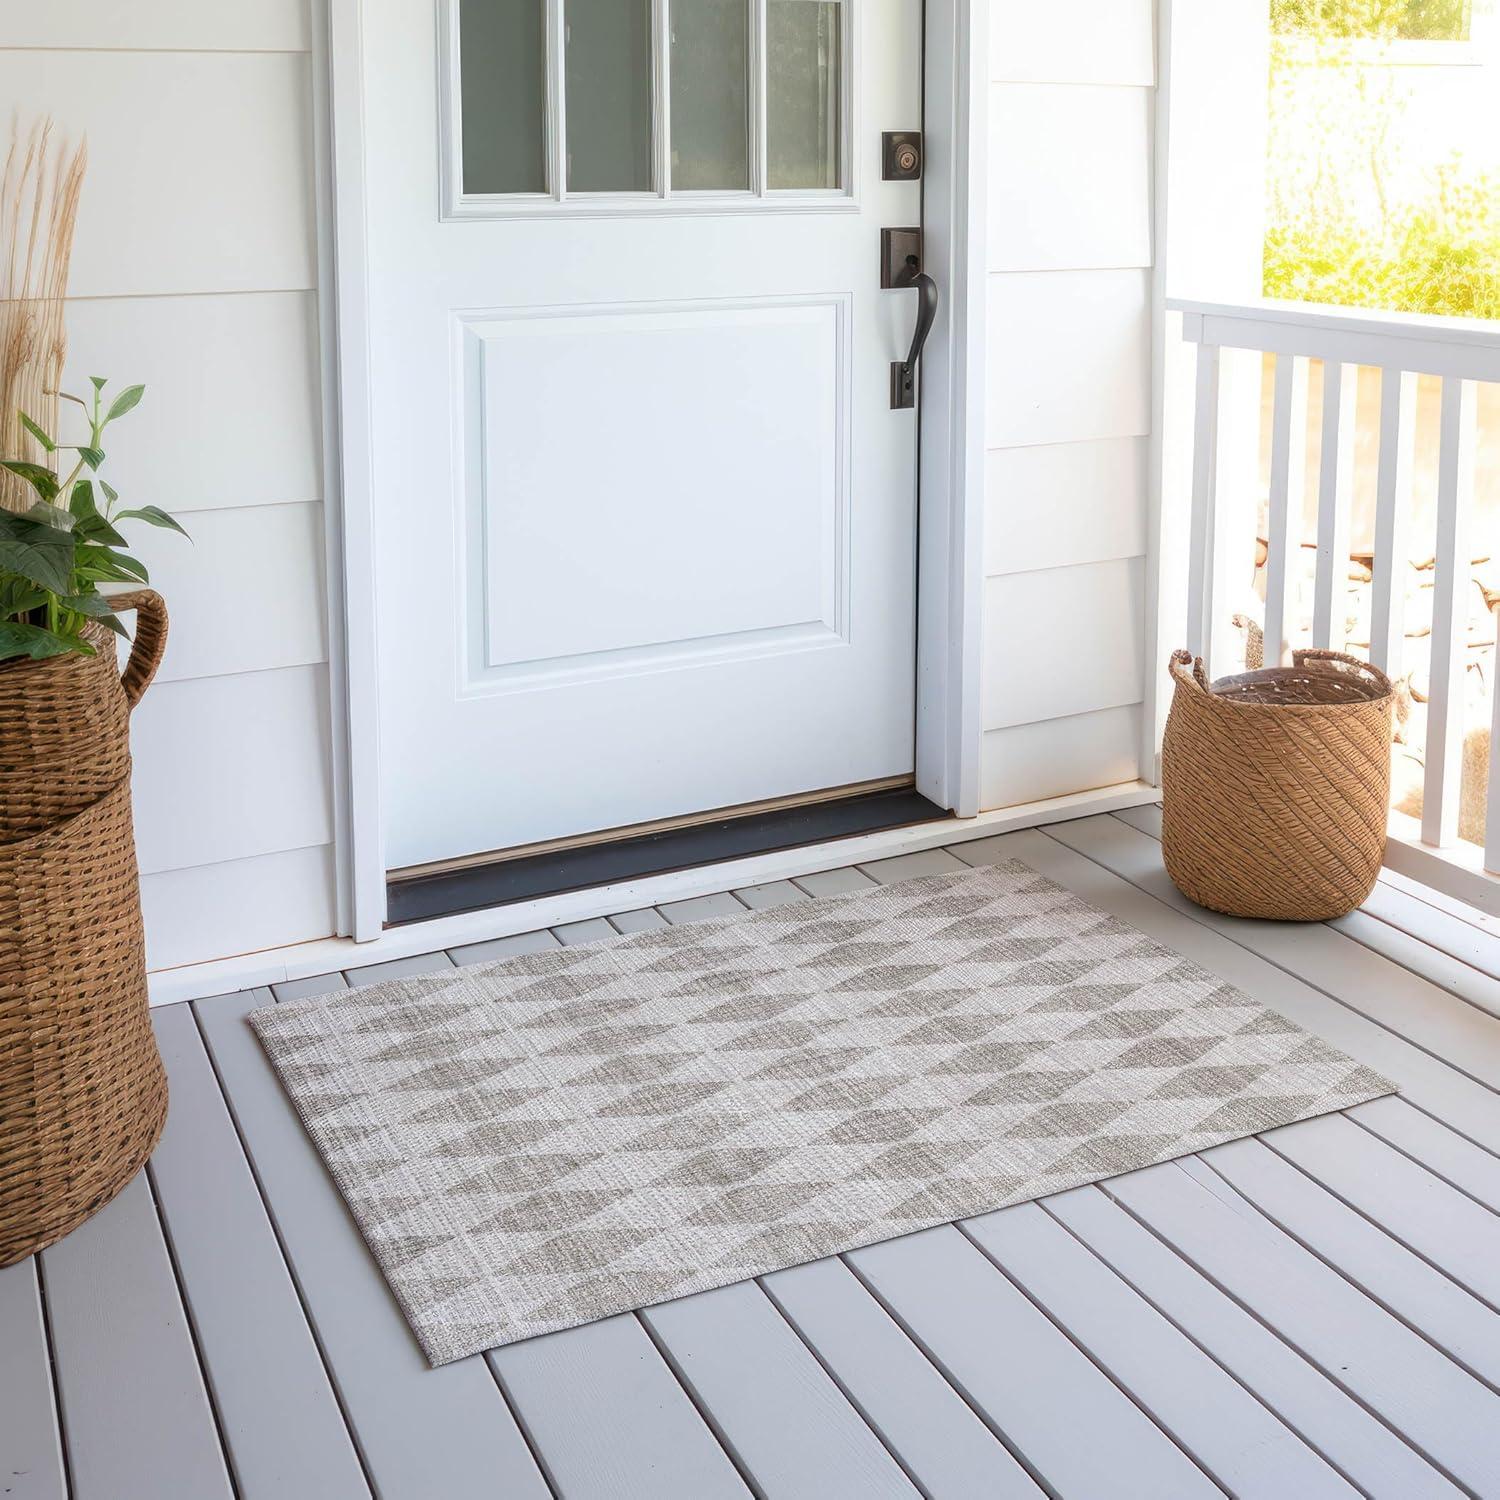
left=0, top=119, right=188, bottom=1265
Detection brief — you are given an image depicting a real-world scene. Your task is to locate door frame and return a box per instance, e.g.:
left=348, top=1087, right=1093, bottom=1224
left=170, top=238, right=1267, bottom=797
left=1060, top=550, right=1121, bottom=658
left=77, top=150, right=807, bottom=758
left=316, top=0, right=989, bottom=941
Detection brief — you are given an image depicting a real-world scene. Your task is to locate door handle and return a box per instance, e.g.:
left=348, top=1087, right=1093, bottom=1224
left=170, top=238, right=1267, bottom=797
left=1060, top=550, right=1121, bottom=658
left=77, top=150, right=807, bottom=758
left=890, top=260, right=938, bottom=410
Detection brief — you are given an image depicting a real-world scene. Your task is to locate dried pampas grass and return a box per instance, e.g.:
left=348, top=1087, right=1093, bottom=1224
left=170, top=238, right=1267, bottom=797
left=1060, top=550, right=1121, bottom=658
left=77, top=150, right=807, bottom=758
left=1, top=117, right=87, bottom=512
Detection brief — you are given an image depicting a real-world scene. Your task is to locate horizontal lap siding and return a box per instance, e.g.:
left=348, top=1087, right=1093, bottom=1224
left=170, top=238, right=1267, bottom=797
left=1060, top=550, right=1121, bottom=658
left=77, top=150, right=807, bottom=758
left=981, top=3, right=1156, bottom=811
left=5, top=19, right=340, bottom=969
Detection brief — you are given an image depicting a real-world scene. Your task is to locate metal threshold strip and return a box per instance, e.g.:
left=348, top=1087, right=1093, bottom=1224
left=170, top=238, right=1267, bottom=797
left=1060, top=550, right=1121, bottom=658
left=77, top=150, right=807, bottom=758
left=386, top=782, right=950, bottom=927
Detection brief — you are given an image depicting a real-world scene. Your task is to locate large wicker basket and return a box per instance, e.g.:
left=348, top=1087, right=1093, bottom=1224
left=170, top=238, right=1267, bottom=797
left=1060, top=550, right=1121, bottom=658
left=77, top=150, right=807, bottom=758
left=0, top=590, right=170, bottom=1266
left=1161, top=647, right=1394, bottom=922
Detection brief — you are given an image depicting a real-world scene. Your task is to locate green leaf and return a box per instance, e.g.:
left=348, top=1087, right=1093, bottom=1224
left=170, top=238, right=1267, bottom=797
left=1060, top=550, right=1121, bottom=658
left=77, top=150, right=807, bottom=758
left=25, top=499, right=76, bottom=531
left=69, top=477, right=99, bottom=519
left=76, top=446, right=105, bottom=470
left=100, top=480, right=119, bottom=505
left=61, top=590, right=110, bottom=614
left=0, top=621, right=91, bottom=663
left=1, top=583, right=48, bottom=615
left=104, top=384, right=145, bottom=423
left=75, top=544, right=148, bottom=584
left=117, top=504, right=189, bottom=538
left=62, top=596, right=127, bottom=636
left=74, top=514, right=128, bottom=548
left=0, top=460, right=60, bottom=502
left=18, top=412, right=55, bottom=452
left=88, top=376, right=107, bottom=393
left=69, top=482, right=126, bottom=547
left=0, top=510, right=75, bottom=593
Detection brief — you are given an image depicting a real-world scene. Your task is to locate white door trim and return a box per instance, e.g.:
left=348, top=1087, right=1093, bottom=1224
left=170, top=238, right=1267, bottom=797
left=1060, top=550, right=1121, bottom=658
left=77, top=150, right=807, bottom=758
left=317, top=0, right=988, bottom=941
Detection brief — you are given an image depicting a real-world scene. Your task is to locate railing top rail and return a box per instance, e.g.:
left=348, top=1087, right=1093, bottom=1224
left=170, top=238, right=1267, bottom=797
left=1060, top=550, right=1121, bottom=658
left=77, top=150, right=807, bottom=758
left=1168, top=297, right=1500, bottom=380
left=1167, top=297, right=1500, bottom=348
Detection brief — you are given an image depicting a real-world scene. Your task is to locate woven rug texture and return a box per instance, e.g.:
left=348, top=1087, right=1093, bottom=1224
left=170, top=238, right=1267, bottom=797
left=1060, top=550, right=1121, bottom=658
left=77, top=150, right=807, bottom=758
left=250, top=861, right=1392, bottom=1364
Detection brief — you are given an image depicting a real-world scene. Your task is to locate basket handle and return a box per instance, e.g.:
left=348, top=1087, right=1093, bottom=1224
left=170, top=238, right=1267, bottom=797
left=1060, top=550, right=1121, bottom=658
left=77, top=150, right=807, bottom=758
left=1168, top=649, right=1212, bottom=692
left=108, top=588, right=169, bottom=710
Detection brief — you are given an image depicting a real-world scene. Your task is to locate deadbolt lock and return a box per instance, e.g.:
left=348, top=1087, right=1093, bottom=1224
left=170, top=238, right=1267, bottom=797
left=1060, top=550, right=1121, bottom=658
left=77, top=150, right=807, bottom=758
left=882, top=131, right=922, bottom=181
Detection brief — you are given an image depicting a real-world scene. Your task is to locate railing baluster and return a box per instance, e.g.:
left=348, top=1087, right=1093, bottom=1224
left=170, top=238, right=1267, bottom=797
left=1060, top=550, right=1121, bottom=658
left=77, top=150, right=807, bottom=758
left=1423, top=377, right=1477, bottom=848
left=1487, top=632, right=1500, bottom=874
left=1264, top=354, right=1308, bottom=668
left=1370, top=367, right=1418, bottom=679
left=1186, top=340, right=1221, bottom=669
left=1312, top=362, right=1358, bottom=651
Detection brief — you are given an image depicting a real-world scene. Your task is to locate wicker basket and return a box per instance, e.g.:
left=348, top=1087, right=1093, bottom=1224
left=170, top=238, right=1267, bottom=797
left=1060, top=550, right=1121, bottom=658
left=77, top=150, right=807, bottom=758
left=1, top=590, right=170, bottom=1266
left=1161, top=647, right=1394, bottom=922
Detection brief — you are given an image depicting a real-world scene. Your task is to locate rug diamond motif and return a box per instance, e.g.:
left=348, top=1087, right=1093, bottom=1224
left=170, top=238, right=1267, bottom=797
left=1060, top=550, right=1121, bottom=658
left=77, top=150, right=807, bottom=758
left=251, top=859, right=1393, bottom=1364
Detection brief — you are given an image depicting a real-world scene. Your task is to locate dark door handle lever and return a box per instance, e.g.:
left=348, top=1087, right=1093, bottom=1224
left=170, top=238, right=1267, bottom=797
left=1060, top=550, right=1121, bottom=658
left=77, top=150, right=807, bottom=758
left=891, top=260, right=938, bottom=409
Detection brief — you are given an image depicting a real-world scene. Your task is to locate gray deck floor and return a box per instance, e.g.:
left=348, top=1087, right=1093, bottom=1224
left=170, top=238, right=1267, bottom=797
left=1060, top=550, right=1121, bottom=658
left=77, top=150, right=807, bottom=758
left=7, top=808, right=1500, bottom=1499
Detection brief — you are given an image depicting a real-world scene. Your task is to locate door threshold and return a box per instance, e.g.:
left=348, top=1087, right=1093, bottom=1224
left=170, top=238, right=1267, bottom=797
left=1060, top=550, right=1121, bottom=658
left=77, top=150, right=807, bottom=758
left=145, top=782, right=1163, bottom=1007
left=386, top=786, right=951, bottom=927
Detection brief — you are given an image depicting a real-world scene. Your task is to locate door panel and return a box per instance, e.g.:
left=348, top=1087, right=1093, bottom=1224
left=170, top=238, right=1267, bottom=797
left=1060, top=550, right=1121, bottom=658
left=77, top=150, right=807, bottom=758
left=470, top=298, right=845, bottom=674
left=366, top=0, right=922, bottom=868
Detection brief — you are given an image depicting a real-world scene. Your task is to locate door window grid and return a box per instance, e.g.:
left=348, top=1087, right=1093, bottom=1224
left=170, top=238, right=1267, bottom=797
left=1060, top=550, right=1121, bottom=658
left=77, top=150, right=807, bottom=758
left=442, top=0, right=851, bottom=216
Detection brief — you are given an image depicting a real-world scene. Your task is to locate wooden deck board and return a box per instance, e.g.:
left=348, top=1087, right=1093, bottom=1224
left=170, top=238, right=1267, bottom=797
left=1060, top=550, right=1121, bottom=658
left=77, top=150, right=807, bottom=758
left=963, top=1200, right=1358, bottom=1497
left=1343, top=873, right=1500, bottom=985
left=641, top=1279, right=920, bottom=1499
left=489, top=1313, right=750, bottom=1499
left=1333, top=909, right=1500, bottom=1022
left=149, top=1003, right=370, bottom=1497
left=792, top=865, right=877, bottom=897
left=847, top=1223, right=1221, bottom=1497
left=342, top=950, right=456, bottom=986
left=41, top=1173, right=234, bottom=1500
left=1351, top=1094, right=1500, bottom=1208
left=731, top=879, right=810, bottom=910
left=1260, top=1114, right=1500, bottom=1308
left=856, top=847, right=971, bottom=884
left=657, top=891, right=749, bottom=925
left=607, top=907, right=670, bottom=933
left=1044, top=1182, right=1460, bottom=1498
left=552, top=917, right=620, bottom=946
left=1106, top=1160, right=1500, bottom=1496
left=13, top=817, right=1500, bottom=1497
left=1200, top=1133, right=1500, bottom=1389
left=0, top=1256, right=67, bottom=1500
left=762, top=1255, right=1046, bottom=1499
left=448, top=928, right=561, bottom=965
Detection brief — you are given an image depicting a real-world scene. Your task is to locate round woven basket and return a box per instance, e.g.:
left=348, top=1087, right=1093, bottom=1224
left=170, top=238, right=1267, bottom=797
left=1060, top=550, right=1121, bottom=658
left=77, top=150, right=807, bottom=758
left=0, top=590, right=170, bottom=1266
left=1161, top=647, right=1394, bottom=922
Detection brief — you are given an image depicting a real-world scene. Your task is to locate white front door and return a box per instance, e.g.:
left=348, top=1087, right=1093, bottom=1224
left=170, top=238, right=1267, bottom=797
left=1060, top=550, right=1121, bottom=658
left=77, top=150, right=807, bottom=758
left=363, top=0, right=925, bottom=871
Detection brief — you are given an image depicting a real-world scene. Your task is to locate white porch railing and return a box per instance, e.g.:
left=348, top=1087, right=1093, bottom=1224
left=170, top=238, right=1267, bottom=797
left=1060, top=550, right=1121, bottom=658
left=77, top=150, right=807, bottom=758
left=1168, top=297, right=1500, bottom=913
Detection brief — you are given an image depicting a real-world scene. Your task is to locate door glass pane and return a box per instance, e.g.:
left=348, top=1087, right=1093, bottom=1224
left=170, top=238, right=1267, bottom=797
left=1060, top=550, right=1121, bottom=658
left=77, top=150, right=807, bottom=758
left=670, top=0, right=750, bottom=191
left=767, top=1, right=842, bottom=190
left=460, top=0, right=547, bottom=195
left=566, top=0, right=654, bottom=192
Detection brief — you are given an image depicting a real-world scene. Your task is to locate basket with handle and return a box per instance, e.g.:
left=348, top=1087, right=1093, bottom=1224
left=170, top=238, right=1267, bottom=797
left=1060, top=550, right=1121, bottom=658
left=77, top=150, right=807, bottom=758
left=0, top=589, right=171, bottom=1265
left=1161, top=647, right=1394, bottom=922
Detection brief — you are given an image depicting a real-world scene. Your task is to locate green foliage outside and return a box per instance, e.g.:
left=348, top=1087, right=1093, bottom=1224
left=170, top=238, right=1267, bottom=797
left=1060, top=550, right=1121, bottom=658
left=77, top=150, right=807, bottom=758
left=0, top=381, right=188, bottom=663
left=1271, top=0, right=1470, bottom=40
left=1265, top=169, right=1500, bottom=317
left=1263, top=0, right=1500, bottom=318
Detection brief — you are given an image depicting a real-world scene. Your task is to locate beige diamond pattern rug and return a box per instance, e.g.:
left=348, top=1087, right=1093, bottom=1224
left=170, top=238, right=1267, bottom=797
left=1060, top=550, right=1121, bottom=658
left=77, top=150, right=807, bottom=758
left=250, top=861, right=1392, bottom=1364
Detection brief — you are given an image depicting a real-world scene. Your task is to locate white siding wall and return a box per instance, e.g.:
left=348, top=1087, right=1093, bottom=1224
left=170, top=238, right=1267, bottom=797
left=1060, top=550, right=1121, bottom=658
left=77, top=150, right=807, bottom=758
left=980, top=0, right=1156, bottom=810
left=1, top=7, right=340, bottom=969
